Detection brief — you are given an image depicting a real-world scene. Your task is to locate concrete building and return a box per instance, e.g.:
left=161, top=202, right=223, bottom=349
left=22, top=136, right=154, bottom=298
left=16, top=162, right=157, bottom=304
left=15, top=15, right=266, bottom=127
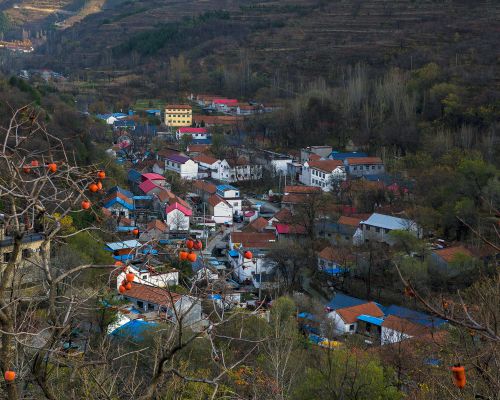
left=164, top=105, right=192, bottom=127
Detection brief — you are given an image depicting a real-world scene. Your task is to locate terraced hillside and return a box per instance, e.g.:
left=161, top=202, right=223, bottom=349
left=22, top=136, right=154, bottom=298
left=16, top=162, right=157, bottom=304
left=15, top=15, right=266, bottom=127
left=19, top=0, right=500, bottom=99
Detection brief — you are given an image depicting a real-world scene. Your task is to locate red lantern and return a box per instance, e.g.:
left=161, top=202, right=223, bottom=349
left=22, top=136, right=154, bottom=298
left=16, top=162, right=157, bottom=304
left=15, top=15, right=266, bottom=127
left=23, top=165, right=31, bottom=173
left=179, top=251, right=188, bottom=261
left=96, top=181, right=103, bottom=190
left=118, top=285, right=126, bottom=294
left=30, top=160, right=39, bottom=167
left=4, top=371, right=16, bottom=382
left=187, top=252, right=197, bottom=262
left=194, top=240, right=203, bottom=250
left=186, top=239, right=194, bottom=249
left=47, top=163, right=57, bottom=173
left=132, top=228, right=139, bottom=236
left=81, top=200, right=91, bottom=210
left=126, top=273, right=135, bottom=283
left=244, top=251, right=253, bottom=260
left=451, top=365, right=466, bottom=389
left=97, top=171, right=106, bottom=179
left=89, top=183, right=98, bottom=193
left=125, top=282, right=132, bottom=290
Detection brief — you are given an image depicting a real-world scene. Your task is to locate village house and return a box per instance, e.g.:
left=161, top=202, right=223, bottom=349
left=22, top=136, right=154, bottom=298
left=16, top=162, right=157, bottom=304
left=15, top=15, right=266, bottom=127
left=164, top=154, right=198, bottom=180
left=317, top=246, right=352, bottom=273
left=176, top=127, right=209, bottom=141
left=186, top=144, right=212, bottom=157
left=328, top=151, right=368, bottom=161
left=344, top=157, right=385, bottom=177
left=275, top=224, right=307, bottom=241
left=327, top=302, right=384, bottom=336
left=216, top=185, right=242, bottom=215
left=300, top=159, right=346, bottom=191
left=105, top=240, right=143, bottom=262
left=164, top=104, right=192, bottom=127
left=300, top=146, right=332, bottom=163
left=268, top=208, right=292, bottom=226
left=193, top=154, right=220, bottom=176
left=140, top=219, right=168, bottom=242
left=254, top=149, right=293, bottom=175
left=243, top=217, right=270, bottom=233
left=212, top=98, right=238, bottom=112
left=192, top=180, right=217, bottom=203
left=192, top=115, right=243, bottom=129
left=381, top=315, right=430, bottom=345
left=355, top=213, right=422, bottom=245
left=103, top=190, right=134, bottom=219
left=228, top=232, right=277, bottom=288
left=208, top=195, right=233, bottom=224
left=236, top=103, right=259, bottom=116
left=165, top=202, right=191, bottom=232
left=0, top=220, right=47, bottom=281
left=430, top=245, right=474, bottom=270
left=213, top=158, right=263, bottom=183
left=281, top=186, right=322, bottom=211
left=316, top=215, right=365, bottom=245
left=122, top=283, right=202, bottom=326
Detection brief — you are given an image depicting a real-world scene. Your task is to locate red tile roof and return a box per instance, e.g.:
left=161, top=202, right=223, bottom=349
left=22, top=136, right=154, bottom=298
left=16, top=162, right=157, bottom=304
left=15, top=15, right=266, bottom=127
left=433, top=246, right=473, bottom=263
left=308, top=159, right=344, bottom=173
left=208, top=194, right=229, bottom=208
left=141, top=173, right=165, bottom=181
left=282, top=194, right=315, bottom=204
left=166, top=202, right=192, bottom=216
left=338, top=216, right=362, bottom=227
left=230, top=232, right=276, bottom=249
left=178, top=127, right=207, bottom=134
left=244, top=217, right=269, bottom=232
left=272, top=208, right=292, bottom=223
left=194, top=154, right=219, bottom=165
left=124, top=283, right=181, bottom=308
left=336, top=302, right=384, bottom=324
left=382, top=315, right=430, bottom=336
left=346, top=157, right=383, bottom=165
left=146, top=219, right=167, bottom=233
left=192, top=115, right=243, bottom=126
left=308, top=153, right=322, bottom=161
left=192, top=180, right=217, bottom=194
left=139, top=180, right=159, bottom=194
left=284, top=185, right=322, bottom=194
left=156, top=188, right=175, bottom=203
left=275, top=224, right=306, bottom=235
left=318, top=247, right=343, bottom=262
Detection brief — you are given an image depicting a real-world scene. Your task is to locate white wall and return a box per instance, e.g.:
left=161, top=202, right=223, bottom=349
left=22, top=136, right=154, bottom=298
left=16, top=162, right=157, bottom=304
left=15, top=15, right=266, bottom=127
left=212, top=202, right=233, bottom=224
left=107, top=203, right=131, bottom=219
left=166, top=209, right=190, bottom=231
left=327, top=311, right=356, bottom=335
left=271, top=159, right=292, bottom=174
left=180, top=160, right=199, bottom=180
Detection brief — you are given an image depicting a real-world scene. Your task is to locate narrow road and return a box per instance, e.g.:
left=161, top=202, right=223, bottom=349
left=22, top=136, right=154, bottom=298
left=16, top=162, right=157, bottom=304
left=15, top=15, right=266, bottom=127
left=246, top=197, right=280, bottom=213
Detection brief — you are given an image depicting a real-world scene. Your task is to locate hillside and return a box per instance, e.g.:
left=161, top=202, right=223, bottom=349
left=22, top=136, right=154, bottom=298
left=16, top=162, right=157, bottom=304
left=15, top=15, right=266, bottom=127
left=22, top=0, right=499, bottom=97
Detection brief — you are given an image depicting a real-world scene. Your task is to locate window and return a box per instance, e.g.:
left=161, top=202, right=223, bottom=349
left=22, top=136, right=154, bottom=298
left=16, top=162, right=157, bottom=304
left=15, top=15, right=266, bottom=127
left=376, top=227, right=380, bottom=233
left=353, top=166, right=357, bottom=170
left=142, top=275, right=147, bottom=279
left=359, top=166, right=363, bottom=170
left=371, top=165, right=375, bottom=170
left=137, top=301, right=144, bottom=308
left=22, top=249, right=31, bottom=258
left=349, top=324, right=355, bottom=331
left=378, top=165, right=382, bottom=169
left=148, top=303, right=155, bottom=310
left=3, top=252, right=12, bottom=262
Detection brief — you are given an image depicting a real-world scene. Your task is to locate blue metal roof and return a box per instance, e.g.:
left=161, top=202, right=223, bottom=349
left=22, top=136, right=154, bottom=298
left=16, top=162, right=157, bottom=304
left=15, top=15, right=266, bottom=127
left=105, top=240, right=141, bottom=251
left=110, top=320, right=158, bottom=341
left=132, top=195, right=153, bottom=200
left=216, top=184, right=238, bottom=191
left=326, top=293, right=366, bottom=310
left=103, top=197, right=134, bottom=211
left=329, top=151, right=367, bottom=161
left=324, top=267, right=343, bottom=276
left=127, top=169, right=142, bottom=183
left=383, top=305, right=446, bottom=328
left=357, top=314, right=384, bottom=326
left=116, top=226, right=136, bottom=232
left=107, top=186, right=134, bottom=198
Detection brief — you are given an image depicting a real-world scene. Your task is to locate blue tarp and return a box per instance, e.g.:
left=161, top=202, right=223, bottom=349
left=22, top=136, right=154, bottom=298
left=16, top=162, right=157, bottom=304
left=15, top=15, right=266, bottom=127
left=111, top=320, right=158, bottom=341
left=132, top=196, right=153, bottom=200
left=228, top=250, right=239, bottom=257
left=113, top=255, right=134, bottom=261
left=116, top=226, right=136, bottom=232
left=324, top=267, right=343, bottom=276
left=357, top=314, right=384, bottom=326
left=105, top=240, right=141, bottom=251
left=103, top=197, right=135, bottom=210
left=208, top=294, right=222, bottom=300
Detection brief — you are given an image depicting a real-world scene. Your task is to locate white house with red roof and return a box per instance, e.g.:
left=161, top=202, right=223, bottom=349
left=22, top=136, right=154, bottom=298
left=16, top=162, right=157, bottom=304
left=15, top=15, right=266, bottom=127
left=166, top=202, right=192, bottom=231
left=176, top=127, right=209, bottom=140
left=208, top=194, right=233, bottom=224
left=212, top=98, right=238, bottom=112
left=300, top=159, right=346, bottom=191
left=327, top=302, right=384, bottom=335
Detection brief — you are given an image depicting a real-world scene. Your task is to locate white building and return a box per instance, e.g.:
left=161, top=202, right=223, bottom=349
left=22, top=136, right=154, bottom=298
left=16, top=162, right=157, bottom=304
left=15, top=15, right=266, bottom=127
left=176, top=127, right=209, bottom=141
left=359, top=213, right=422, bottom=246
left=164, top=154, right=198, bottom=180
left=327, top=302, right=384, bottom=335
left=216, top=184, right=242, bottom=215
left=300, top=160, right=346, bottom=191
left=212, top=159, right=262, bottom=183
left=166, top=202, right=192, bottom=231
left=208, top=195, right=233, bottom=224
left=381, top=315, right=429, bottom=345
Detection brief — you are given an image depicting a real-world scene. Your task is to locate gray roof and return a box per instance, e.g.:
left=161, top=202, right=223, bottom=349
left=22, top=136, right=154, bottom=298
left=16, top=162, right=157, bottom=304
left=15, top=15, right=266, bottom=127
left=361, top=213, right=416, bottom=230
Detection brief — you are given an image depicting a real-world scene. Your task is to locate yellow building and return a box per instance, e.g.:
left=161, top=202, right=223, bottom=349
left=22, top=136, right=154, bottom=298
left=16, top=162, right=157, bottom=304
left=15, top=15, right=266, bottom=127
left=164, top=104, right=192, bottom=127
